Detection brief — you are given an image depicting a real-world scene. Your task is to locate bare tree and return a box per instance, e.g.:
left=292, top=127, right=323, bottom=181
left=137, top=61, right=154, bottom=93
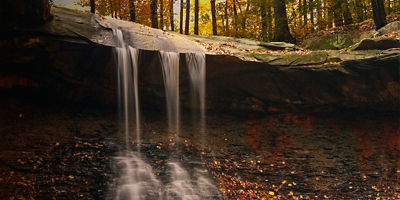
left=371, top=0, right=387, bottom=30
left=185, top=0, right=190, bottom=35
left=194, top=0, right=199, bottom=34
left=170, top=0, right=174, bottom=31
left=129, top=0, right=135, bottom=22
left=211, top=0, right=218, bottom=35
left=90, top=0, right=95, bottom=13
left=273, top=0, right=295, bottom=43
left=180, top=0, right=184, bottom=33
left=260, top=0, right=268, bottom=41
left=160, top=0, right=164, bottom=29
left=151, top=0, right=158, bottom=28
left=224, top=0, right=229, bottom=33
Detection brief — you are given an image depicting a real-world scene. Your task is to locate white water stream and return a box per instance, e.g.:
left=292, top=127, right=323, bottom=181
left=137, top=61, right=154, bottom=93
left=159, top=51, right=180, bottom=134
left=113, top=29, right=161, bottom=200
left=186, top=53, right=206, bottom=143
left=111, top=29, right=218, bottom=200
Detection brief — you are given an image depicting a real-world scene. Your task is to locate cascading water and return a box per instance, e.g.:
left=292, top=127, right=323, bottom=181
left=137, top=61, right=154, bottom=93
left=111, top=29, right=219, bottom=200
left=185, top=53, right=206, bottom=144
left=113, top=152, right=162, bottom=200
left=159, top=51, right=218, bottom=199
left=114, top=29, right=140, bottom=149
left=112, top=29, right=161, bottom=200
left=159, top=51, right=180, bottom=134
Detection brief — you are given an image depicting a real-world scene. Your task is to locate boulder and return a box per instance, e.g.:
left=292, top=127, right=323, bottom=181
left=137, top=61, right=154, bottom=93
left=376, top=21, right=400, bottom=36
left=353, top=38, right=400, bottom=50
left=302, top=34, right=355, bottom=50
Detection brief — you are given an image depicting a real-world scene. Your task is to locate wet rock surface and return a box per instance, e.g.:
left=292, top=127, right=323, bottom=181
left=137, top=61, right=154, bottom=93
left=0, top=97, right=118, bottom=199
left=1, top=96, right=399, bottom=199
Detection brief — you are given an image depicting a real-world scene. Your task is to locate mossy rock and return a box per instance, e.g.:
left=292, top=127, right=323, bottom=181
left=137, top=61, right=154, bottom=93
left=303, top=34, right=354, bottom=50
left=353, top=38, right=400, bottom=50
left=251, top=51, right=328, bottom=66
left=376, top=21, right=400, bottom=36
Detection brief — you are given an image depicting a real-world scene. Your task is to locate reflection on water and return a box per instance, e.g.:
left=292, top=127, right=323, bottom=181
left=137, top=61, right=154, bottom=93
left=215, top=112, right=400, bottom=199
left=110, top=151, right=221, bottom=200
left=353, top=121, right=375, bottom=170
left=165, top=162, right=219, bottom=200
left=109, top=111, right=399, bottom=199
left=245, top=120, right=260, bottom=151
left=112, top=151, right=162, bottom=200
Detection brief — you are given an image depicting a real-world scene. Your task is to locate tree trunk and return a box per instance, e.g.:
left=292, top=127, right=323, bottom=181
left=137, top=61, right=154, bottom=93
left=326, top=0, right=333, bottom=28
left=310, top=0, right=314, bottom=31
left=170, top=0, right=174, bottom=31
left=333, top=0, right=343, bottom=27
left=233, top=0, right=238, bottom=34
left=371, top=0, right=387, bottom=30
left=303, top=0, right=307, bottom=25
left=211, top=0, right=218, bottom=35
left=363, top=1, right=368, bottom=22
left=194, top=0, right=199, bottom=34
left=237, top=0, right=245, bottom=33
left=355, top=0, right=364, bottom=22
left=118, top=0, right=122, bottom=19
left=225, top=0, right=229, bottom=33
left=397, top=0, right=400, bottom=12
left=267, top=0, right=273, bottom=40
left=317, top=0, right=324, bottom=30
left=151, top=0, right=158, bottom=28
left=160, top=0, right=164, bottom=29
left=243, top=0, right=250, bottom=30
left=220, top=12, right=225, bottom=33
left=180, top=0, right=184, bottom=33
left=90, top=0, right=95, bottom=13
left=292, top=0, right=297, bottom=32
left=185, top=0, right=190, bottom=35
left=129, top=0, right=136, bottom=22
left=109, top=0, right=114, bottom=18
left=260, top=0, right=268, bottom=41
left=342, top=0, right=353, bottom=25
left=298, top=0, right=303, bottom=26
left=273, top=0, right=295, bottom=43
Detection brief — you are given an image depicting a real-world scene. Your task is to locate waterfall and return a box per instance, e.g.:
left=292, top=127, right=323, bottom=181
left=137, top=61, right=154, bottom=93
left=113, top=152, right=162, bottom=200
left=112, top=29, right=162, bottom=200
left=185, top=53, right=206, bottom=140
left=112, top=29, right=219, bottom=200
left=159, top=51, right=218, bottom=200
left=114, top=29, right=141, bottom=149
left=130, top=47, right=141, bottom=150
left=159, top=51, right=180, bottom=134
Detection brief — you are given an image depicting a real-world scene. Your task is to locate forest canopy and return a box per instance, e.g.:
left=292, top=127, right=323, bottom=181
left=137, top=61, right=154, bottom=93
left=75, top=0, right=400, bottom=43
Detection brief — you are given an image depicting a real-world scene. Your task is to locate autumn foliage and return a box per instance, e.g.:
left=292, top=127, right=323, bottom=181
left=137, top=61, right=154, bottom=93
left=75, top=0, right=400, bottom=43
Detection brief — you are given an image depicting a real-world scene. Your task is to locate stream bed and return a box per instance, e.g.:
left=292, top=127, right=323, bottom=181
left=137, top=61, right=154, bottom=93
left=0, top=97, right=399, bottom=199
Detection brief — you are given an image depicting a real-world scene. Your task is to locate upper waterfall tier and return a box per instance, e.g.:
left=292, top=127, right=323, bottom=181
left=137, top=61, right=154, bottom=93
left=2, top=6, right=399, bottom=113
left=35, top=7, right=204, bottom=53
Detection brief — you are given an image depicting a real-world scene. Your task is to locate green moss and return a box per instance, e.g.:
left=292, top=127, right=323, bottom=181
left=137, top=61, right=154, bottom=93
left=303, top=34, right=355, bottom=50
left=251, top=51, right=328, bottom=66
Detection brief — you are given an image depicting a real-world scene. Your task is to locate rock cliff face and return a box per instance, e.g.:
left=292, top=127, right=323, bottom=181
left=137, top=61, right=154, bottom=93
left=1, top=7, right=399, bottom=113
left=1, top=0, right=52, bottom=29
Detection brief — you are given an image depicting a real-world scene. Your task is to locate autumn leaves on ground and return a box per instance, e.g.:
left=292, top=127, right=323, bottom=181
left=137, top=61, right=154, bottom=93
left=1, top=98, right=399, bottom=199
left=1, top=0, right=400, bottom=199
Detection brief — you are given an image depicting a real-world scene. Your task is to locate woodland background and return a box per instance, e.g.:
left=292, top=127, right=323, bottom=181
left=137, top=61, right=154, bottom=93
left=74, top=0, right=400, bottom=43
